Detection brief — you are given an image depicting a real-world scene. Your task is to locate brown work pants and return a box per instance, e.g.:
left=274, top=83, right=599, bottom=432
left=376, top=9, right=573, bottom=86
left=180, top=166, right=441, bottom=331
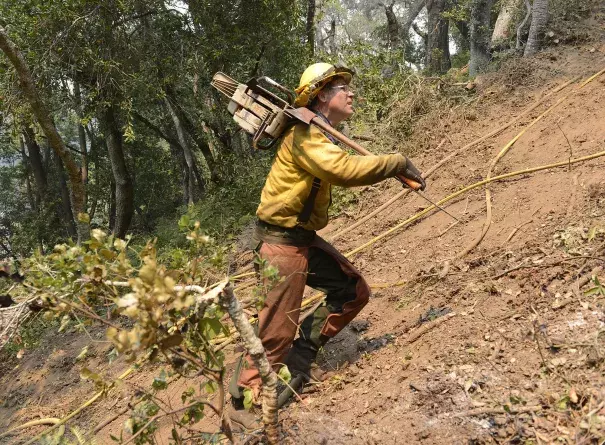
left=237, top=236, right=370, bottom=392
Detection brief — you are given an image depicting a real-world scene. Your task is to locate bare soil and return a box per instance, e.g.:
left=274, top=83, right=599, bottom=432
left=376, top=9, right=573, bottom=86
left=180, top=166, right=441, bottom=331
left=2, top=41, right=605, bottom=444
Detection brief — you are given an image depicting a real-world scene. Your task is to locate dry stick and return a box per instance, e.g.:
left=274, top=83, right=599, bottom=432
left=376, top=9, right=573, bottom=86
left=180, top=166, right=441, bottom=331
left=219, top=284, right=279, bottom=445
left=553, top=265, right=605, bottom=310
left=329, top=77, right=579, bottom=243
left=490, top=256, right=602, bottom=280
left=0, top=297, right=36, bottom=348
left=399, top=312, right=456, bottom=343
left=445, top=405, right=542, bottom=418
left=345, top=149, right=605, bottom=258
left=506, top=218, right=534, bottom=243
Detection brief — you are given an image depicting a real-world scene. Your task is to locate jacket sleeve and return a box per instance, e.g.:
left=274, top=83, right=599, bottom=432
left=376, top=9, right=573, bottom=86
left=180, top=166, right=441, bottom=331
left=291, top=124, right=406, bottom=187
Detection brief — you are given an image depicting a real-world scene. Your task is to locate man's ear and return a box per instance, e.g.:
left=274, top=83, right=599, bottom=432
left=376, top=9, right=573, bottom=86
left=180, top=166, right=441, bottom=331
left=316, top=88, right=330, bottom=104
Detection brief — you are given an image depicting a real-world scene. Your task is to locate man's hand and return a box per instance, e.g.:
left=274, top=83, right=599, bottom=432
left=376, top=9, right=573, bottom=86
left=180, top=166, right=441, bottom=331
left=400, top=158, right=426, bottom=191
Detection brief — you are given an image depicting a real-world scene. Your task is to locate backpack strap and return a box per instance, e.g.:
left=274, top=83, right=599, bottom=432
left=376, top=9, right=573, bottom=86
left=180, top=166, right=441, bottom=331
left=297, top=177, right=322, bottom=225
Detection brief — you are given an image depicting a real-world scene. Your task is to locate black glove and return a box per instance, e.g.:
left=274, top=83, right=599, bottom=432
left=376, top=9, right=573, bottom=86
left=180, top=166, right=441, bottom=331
left=400, top=157, right=426, bottom=191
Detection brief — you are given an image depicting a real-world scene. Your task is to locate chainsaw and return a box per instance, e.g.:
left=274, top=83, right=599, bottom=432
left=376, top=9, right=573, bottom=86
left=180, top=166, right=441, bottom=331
left=211, top=72, right=459, bottom=222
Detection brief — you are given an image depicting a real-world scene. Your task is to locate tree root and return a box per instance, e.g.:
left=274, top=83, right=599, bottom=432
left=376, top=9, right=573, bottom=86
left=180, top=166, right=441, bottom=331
left=0, top=418, right=64, bottom=440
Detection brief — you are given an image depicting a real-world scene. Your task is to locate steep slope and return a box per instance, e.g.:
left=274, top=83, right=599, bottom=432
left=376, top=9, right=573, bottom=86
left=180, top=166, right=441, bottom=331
left=1, top=42, right=605, bottom=445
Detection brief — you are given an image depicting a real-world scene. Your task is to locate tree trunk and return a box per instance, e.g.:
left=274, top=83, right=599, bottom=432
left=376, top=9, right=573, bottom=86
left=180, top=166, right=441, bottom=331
left=20, top=139, right=37, bottom=211
left=53, top=151, right=78, bottom=238
left=0, top=26, right=89, bottom=242
left=327, top=18, right=337, bottom=54
left=165, top=87, right=218, bottom=182
left=402, top=0, right=427, bottom=37
left=22, top=127, right=47, bottom=206
left=426, top=0, right=451, bottom=73
left=99, top=106, right=134, bottom=239
left=469, top=0, right=493, bottom=76
left=524, top=0, right=549, bottom=57
left=164, top=97, right=197, bottom=205
left=454, top=20, right=471, bottom=52
left=306, top=0, right=316, bottom=56
left=382, top=1, right=401, bottom=49
left=74, top=82, right=88, bottom=212
left=109, top=180, right=116, bottom=232
left=492, top=0, right=521, bottom=44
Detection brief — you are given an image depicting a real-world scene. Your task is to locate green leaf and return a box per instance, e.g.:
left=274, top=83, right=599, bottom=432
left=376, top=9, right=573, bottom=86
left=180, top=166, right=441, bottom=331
left=243, top=388, right=254, bottom=410
left=181, top=387, right=195, bottom=403
left=278, top=365, right=292, bottom=383
left=152, top=369, right=168, bottom=390
left=76, top=346, right=89, bottom=361
left=204, top=381, right=218, bottom=394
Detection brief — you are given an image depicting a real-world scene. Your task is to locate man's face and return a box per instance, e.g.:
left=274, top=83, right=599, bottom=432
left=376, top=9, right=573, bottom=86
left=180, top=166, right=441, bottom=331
left=320, top=77, right=355, bottom=123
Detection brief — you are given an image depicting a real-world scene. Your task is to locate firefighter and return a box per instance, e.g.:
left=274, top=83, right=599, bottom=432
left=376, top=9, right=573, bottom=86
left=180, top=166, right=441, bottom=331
left=229, top=62, right=426, bottom=430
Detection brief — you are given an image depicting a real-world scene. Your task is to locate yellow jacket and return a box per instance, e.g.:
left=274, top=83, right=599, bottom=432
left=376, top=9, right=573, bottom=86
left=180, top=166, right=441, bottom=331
left=256, top=122, right=406, bottom=231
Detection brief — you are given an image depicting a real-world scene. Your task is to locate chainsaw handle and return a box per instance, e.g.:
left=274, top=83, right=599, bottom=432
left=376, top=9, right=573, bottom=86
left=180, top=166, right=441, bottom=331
left=395, top=174, right=423, bottom=191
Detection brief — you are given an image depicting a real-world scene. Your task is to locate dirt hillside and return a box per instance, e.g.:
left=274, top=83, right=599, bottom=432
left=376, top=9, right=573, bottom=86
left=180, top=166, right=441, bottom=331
left=2, top=40, right=605, bottom=444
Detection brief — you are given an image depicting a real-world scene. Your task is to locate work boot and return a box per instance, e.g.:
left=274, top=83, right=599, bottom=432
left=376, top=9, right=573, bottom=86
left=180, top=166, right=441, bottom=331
left=228, top=396, right=263, bottom=433
left=284, top=336, right=329, bottom=381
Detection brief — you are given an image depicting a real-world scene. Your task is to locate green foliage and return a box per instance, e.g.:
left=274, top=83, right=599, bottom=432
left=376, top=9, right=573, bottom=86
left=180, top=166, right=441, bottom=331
left=9, top=218, right=257, bottom=442
left=3, top=316, right=54, bottom=357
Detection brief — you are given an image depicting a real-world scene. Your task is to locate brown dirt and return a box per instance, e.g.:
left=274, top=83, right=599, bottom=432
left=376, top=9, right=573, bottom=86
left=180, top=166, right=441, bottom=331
left=2, top=41, right=605, bottom=444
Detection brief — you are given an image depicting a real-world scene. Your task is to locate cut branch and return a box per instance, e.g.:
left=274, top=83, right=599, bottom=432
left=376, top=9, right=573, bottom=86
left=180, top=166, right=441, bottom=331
left=219, top=283, right=279, bottom=444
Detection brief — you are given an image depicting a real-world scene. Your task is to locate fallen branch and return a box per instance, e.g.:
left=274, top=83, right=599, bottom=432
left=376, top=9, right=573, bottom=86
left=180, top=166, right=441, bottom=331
left=219, top=283, right=279, bottom=444
left=444, top=405, right=542, bottom=418
left=400, top=312, right=456, bottom=345
left=506, top=218, right=534, bottom=243
left=492, top=256, right=603, bottom=280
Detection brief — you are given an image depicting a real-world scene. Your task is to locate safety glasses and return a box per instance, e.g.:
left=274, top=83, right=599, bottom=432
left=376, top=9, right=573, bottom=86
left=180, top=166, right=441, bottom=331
left=330, top=84, right=353, bottom=93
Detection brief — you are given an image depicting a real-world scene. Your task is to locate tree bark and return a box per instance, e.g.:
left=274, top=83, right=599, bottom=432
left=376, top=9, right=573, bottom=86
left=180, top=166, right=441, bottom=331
left=74, top=82, right=88, bottom=212
left=426, top=0, right=451, bottom=73
left=491, top=0, right=521, bottom=44
left=381, top=1, right=401, bottom=48
left=402, top=0, right=427, bottom=37
left=22, top=127, right=47, bottom=207
left=53, top=151, right=78, bottom=238
left=164, top=87, right=218, bottom=182
left=306, top=0, right=316, bottom=56
left=328, top=18, right=337, bottom=54
left=469, top=0, right=493, bottom=76
left=109, top=180, right=116, bottom=232
left=99, top=106, right=134, bottom=239
left=0, top=26, right=89, bottom=242
left=20, top=139, right=37, bottom=212
left=524, top=0, right=549, bottom=57
left=164, top=97, right=198, bottom=205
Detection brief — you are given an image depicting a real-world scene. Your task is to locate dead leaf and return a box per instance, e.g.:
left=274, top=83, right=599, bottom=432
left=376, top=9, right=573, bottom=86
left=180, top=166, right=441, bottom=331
left=569, top=387, right=579, bottom=404
left=16, top=349, right=24, bottom=359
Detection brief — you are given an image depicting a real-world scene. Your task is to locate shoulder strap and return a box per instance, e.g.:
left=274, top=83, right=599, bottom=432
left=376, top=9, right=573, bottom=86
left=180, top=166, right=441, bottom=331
left=297, top=177, right=322, bottom=224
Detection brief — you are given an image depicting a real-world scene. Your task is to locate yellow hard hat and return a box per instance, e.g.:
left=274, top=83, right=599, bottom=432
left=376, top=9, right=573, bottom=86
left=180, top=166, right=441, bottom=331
left=294, top=62, right=354, bottom=107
